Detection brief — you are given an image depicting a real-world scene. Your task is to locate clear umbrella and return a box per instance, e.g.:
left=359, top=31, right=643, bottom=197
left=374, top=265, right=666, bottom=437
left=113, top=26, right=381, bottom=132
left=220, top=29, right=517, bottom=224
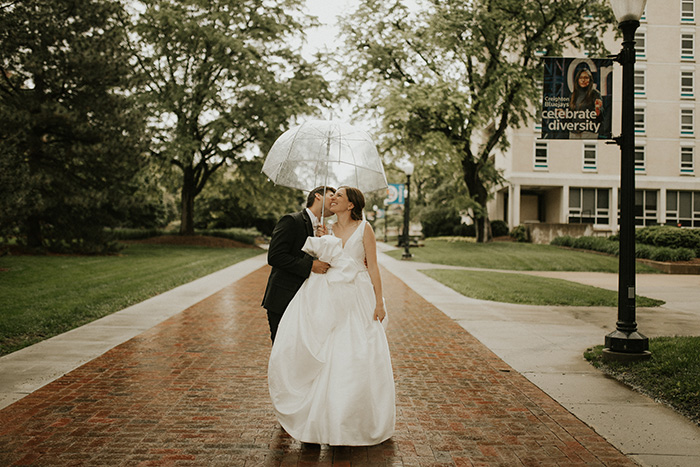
left=262, top=120, right=388, bottom=195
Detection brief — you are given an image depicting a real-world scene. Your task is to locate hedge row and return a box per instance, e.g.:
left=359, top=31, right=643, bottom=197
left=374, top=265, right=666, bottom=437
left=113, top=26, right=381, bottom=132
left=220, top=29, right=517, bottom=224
left=634, top=226, right=700, bottom=256
left=110, top=227, right=260, bottom=245
left=551, top=235, right=695, bottom=262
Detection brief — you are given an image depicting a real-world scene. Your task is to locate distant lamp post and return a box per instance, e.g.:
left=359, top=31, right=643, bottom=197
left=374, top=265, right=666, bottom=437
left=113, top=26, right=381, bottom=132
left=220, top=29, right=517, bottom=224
left=401, top=162, right=414, bottom=260
left=604, top=0, right=650, bottom=362
left=383, top=199, right=389, bottom=243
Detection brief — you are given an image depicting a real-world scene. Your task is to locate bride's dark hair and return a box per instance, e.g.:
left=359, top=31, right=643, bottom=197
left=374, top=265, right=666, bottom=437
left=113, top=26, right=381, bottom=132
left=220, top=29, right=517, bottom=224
left=339, top=186, right=365, bottom=221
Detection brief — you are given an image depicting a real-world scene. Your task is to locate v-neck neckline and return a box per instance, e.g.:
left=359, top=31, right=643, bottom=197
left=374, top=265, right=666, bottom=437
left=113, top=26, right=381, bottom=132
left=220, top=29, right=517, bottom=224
left=337, top=220, right=363, bottom=248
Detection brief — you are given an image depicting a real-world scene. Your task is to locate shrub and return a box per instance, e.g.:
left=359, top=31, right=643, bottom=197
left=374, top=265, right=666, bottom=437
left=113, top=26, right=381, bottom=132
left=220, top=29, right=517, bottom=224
left=635, top=244, right=655, bottom=259
left=648, top=246, right=695, bottom=262
left=453, top=223, right=476, bottom=237
left=199, top=228, right=259, bottom=245
left=509, top=225, right=530, bottom=242
left=111, top=228, right=164, bottom=240
left=420, top=207, right=462, bottom=238
left=252, top=216, right=277, bottom=237
left=110, top=227, right=260, bottom=245
left=491, top=220, right=509, bottom=237
left=571, top=236, right=619, bottom=255
left=554, top=235, right=694, bottom=261
left=636, top=225, right=700, bottom=255
left=35, top=208, right=125, bottom=255
left=551, top=235, right=575, bottom=247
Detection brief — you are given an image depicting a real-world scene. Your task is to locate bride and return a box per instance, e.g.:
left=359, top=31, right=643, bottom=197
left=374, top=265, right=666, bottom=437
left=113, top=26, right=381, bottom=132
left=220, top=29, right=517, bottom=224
left=267, top=186, right=395, bottom=446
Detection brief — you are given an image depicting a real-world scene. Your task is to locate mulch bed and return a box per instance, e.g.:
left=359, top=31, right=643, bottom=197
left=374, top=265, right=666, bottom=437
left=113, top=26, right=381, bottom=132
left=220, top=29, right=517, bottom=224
left=123, top=235, right=261, bottom=249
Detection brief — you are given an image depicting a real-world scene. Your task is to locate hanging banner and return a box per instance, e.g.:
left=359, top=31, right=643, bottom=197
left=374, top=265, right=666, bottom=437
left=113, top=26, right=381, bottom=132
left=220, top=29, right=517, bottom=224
left=541, top=57, right=613, bottom=140
left=385, top=183, right=405, bottom=205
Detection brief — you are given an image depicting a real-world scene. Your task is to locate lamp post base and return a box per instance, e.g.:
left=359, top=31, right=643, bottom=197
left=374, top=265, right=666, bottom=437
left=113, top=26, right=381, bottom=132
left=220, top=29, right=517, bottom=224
left=602, top=348, right=651, bottom=362
left=401, top=251, right=413, bottom=260
left=603, top=329, right=650, bottom=362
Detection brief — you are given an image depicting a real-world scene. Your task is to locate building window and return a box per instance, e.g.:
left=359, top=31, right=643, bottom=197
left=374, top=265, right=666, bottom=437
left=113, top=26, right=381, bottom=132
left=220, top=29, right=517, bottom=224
left=681, top=146, right=695, bottom=174
left=682, top=0, right=696, bottom=22
left=681, top=32, right=695, bottom=61
left=635, top=145, right=646, bottom=172
left=583, top=143, right=597, bottom=171
left=635, top=30, right=646, bottom=59
left=634, top=107, right=646, bottom=134
left=681, top=107, right=694, bottom=136
left=635, top=69, right=646, bottom=96
left=569, top=187, right=610, bottom=225
left=666, top=190, right=700, bottom=227
left=634, top=190, right=658, bottom=226
left=681, top=70, right=695, bottom=98
left=534, top=141, right=548, bottom=170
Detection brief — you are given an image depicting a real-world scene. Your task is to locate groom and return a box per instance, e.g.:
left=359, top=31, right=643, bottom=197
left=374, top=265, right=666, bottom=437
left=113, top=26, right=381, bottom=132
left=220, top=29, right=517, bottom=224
left=262, top=186, right=336, bottom=342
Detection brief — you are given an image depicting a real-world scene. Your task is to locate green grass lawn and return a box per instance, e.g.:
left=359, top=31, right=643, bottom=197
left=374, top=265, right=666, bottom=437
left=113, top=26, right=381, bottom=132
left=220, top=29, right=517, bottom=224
left=585, top=338, right=700, bottom=425
left=0, top=244, right=263, bottom=356
left=387, top=238, right=659, bottom=273
left=421, top=269, right=664, bottom=307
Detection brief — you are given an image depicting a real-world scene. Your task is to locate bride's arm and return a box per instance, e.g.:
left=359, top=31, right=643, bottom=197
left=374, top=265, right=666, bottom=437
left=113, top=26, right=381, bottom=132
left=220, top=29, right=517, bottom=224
left=363, top=223, right=385, bottom=322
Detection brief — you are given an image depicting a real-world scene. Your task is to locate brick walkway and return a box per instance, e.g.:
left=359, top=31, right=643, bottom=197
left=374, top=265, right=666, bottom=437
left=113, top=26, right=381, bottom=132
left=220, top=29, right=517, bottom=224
left=0, top=266, right=635, bottom=466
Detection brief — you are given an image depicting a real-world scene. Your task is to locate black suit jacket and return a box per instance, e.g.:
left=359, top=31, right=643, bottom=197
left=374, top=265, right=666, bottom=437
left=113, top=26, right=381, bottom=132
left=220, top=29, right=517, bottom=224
left=261, top=210, right=315, bottom=315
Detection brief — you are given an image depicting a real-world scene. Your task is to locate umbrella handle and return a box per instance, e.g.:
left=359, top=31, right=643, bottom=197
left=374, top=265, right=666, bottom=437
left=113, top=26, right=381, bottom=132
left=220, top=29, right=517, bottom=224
left=319, top=130, right=332, bottom=234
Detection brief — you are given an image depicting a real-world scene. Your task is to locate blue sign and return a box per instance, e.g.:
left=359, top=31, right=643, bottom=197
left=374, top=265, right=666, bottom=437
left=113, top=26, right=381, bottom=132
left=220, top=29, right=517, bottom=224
left=385, top=184, right=405, bottom=205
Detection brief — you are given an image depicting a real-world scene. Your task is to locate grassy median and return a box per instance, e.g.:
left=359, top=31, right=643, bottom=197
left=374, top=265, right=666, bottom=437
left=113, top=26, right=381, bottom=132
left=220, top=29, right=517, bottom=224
left=585, top=339, right=700, bottom=425
left=387, top=238, right=659, bottom=273
left=421, top=269, right=664, bottom=307
left=0, top=243, right=263, bottom=356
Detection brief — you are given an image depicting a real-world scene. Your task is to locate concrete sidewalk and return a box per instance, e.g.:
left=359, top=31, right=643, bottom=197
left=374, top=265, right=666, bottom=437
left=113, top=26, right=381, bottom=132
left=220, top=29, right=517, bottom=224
left=0, top=246, right=698, bottom=465
left=376, top=244, right=700, bottom=467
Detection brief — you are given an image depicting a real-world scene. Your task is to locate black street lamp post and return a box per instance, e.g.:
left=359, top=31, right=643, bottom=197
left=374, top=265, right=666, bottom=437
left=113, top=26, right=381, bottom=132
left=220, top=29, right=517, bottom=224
left=604, top=0, right=650, bottom=362
left=383, top=200, right=388, bottom=243
left=402, top=162, right=414, bottom=260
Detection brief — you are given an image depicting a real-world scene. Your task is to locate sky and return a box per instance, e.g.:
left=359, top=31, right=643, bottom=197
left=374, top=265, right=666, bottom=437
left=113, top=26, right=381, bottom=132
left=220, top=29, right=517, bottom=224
left=302, top=0, right=357, bottom=60
left=300, top=0, right=362, bottom=123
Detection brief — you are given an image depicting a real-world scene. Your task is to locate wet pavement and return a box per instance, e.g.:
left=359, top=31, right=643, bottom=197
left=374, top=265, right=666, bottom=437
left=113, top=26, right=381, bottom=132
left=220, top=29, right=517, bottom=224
left=0, top=264, right=636, bottom=466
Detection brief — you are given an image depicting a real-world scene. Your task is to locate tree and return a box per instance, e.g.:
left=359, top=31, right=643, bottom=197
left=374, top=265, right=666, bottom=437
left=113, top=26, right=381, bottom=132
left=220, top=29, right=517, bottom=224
left=122, top=0, right=332, bottom=235
left=195, top=158, right=303, bottom=235
left=340, top=0, right=615, bottom=242
left=0, top=0, right=147, bottom=252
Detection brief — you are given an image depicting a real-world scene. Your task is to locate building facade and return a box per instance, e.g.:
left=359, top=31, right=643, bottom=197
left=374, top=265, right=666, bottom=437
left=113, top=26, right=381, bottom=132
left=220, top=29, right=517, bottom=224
left=489, top=1, right=700, bottom=236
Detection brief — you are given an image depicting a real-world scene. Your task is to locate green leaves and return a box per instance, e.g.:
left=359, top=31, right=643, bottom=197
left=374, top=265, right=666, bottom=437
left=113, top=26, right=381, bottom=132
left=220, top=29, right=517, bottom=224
left=0, top=0, right=148, bottom=250
left=340, top=0, right=615, bottom=241
left=124, top=0, right=331, bottom=233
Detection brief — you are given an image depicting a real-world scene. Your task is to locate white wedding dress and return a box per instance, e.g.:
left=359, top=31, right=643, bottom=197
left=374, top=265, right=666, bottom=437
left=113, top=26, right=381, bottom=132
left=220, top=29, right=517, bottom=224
left=268, top=220, right=395, bottom=446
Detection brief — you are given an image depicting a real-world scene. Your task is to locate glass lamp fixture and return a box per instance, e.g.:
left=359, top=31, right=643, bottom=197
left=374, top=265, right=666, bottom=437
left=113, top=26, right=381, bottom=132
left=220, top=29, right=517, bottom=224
left=609, top=0, right=647, bottom=23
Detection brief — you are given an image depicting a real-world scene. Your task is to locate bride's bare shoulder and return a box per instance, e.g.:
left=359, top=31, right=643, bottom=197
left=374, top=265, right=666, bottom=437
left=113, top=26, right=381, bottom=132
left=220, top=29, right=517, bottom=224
left=363, top=221, right=376, bottom=240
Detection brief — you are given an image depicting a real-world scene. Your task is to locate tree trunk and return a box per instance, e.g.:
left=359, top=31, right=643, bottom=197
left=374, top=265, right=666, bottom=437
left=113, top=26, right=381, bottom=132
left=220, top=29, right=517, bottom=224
left=462, top=155, right=492, bottom=243
left=180, top=168, right=196, bottom=235
left=473, top=183, right=492, bottom=243
left=25, top=215, right=43, bottom=249
left=26, top=120, right=44, bottom=249
left=474, top=216, right=492, bottom=244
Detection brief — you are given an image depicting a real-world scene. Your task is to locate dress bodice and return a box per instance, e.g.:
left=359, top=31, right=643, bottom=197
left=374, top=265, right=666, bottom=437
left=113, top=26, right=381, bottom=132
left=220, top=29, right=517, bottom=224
left=301, top=220, right=367, bottom=283
left=337, top=220, right=366, bottom=266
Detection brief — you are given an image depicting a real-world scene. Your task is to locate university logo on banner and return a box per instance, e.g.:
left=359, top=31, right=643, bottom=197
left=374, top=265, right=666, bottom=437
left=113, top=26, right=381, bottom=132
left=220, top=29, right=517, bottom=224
left=541, top=57, right=613, bottom=140
left=385, top=183, right=404, bottom=205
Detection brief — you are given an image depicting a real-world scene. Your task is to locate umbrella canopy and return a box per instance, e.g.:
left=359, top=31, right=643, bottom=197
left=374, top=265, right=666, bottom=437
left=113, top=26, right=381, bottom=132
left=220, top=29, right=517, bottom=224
left=262, top=120, right=388, bottom=193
